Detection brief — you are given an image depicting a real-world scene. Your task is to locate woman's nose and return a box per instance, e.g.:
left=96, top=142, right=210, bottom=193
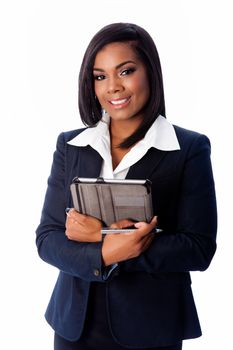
left=107, top=76, right=123, bottom=94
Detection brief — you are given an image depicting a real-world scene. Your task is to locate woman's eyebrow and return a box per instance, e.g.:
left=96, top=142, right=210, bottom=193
left=93, top=60, right=136, bottom=72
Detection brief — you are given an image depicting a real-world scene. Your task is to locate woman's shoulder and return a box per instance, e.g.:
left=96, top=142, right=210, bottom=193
left=62, top=128, right=87, bottom=142
left=173, top=124, right=210, bottom=149
left=55, top=128, right=87, bottom=144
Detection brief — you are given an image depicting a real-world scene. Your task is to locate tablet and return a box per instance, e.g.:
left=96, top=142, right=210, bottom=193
left=70, top=177, right=153, bottom=227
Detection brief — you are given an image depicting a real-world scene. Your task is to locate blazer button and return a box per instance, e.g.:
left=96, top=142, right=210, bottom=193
left=93, top=268, right=100, bottom=277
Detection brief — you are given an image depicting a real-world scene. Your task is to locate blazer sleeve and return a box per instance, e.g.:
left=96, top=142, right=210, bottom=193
left=35, top=133, right=108, bottom=282
left=122, top=133, right=217, bottom=274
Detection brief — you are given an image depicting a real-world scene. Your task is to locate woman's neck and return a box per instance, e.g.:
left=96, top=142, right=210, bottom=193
left=110, top=117, right=142, bottom=142
left=109, top=117, right=142, bottom=170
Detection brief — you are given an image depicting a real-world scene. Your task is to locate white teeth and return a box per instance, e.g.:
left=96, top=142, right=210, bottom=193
left=110, top=98, right=128, bottom=105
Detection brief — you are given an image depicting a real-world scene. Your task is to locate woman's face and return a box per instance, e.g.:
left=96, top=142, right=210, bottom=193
left=93, top=42, right=150, bottom=123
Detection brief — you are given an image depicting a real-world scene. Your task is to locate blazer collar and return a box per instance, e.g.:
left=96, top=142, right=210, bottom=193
left=75, top=146, right=103, bottom=178
left=70, top=142, right=165, bottom=179
left=72, top=144, right=167, bottom=181
left=126, top=148, right=167, bottom=180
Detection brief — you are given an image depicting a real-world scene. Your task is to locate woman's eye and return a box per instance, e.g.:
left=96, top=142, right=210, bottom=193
left=120, top=68, right=136, bottom=76
left=94, top=75, right=105, bottom=81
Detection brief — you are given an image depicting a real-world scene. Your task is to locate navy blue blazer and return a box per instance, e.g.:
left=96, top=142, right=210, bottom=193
left=36, top=124, right=217, bottom=348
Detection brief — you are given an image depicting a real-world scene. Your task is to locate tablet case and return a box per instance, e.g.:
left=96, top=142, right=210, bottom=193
left=70, top=177, right=153, bottom=226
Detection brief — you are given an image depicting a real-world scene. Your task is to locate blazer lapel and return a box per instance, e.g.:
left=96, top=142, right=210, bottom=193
left=68, top=144, right=167, bottom=180
left=76, top=146, right=103, bottom=178
left=66, top=145, right=103, bottom=208
left=126, top=148, right=168, bottom=180
left=67, top=145, right=103, bottom=180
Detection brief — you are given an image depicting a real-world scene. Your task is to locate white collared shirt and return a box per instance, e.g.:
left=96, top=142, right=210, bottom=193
left=68, top=114, right=180, bottom=179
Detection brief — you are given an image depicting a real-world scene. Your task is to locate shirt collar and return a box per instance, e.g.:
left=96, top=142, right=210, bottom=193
left=67, top=114, right=180, bottom=152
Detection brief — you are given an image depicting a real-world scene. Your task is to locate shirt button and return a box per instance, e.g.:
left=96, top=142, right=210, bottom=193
left=93, top=268, right=100, bottom=277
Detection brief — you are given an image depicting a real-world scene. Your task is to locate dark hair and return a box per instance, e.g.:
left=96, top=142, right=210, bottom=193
left=78, top=22, right=166, bottom=149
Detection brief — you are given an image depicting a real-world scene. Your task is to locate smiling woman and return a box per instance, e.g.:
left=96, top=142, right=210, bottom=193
left=93, top=42, right=150, bottom=168
left=78, top=23, right=165, bottom=150
left=93, top=42, right=150, bottom=127
left=36, top=22, right=217, bottom=350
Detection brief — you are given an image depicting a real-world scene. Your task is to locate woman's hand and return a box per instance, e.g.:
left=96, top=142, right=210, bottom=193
left=102, top=216, right=158, bottom=266
left=65, top=208, right=102, bottom=242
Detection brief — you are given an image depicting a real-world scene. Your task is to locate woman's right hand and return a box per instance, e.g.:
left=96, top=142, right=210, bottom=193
left=65, top=208, right=102, bottom=242
left=101, top=216, right=157, bottom=266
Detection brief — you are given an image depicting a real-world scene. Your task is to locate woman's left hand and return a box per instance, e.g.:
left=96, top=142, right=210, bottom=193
left=65, top=208, right=102, bottom=242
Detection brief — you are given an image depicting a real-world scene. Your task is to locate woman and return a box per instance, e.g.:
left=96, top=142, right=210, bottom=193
left=36, top=23, right=217, bottom=350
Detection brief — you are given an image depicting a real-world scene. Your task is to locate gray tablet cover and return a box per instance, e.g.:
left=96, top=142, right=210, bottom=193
left=70, top=177, right=153, bottom=226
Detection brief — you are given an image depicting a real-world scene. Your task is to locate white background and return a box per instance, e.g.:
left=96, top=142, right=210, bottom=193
left=0, top=0, right=232, bottom=349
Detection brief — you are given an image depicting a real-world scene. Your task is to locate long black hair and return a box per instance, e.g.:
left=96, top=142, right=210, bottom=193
left=78, top=22, right=166, bottom=149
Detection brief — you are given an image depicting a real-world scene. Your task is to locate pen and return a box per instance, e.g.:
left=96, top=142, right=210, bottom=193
left=65, top=208, right=71, bottom=216
left=101, top=228, right=163, bottom=234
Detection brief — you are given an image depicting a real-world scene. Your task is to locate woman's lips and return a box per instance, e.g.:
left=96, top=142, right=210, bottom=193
left=108, top=97, right=131, bottom=108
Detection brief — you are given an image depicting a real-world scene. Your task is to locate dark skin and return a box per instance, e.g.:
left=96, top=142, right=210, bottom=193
left=65, top=42, right=158, bottom=266
left=65, top=210, right=157, bottom=266
left=110, top=126, right=137, bottom=170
